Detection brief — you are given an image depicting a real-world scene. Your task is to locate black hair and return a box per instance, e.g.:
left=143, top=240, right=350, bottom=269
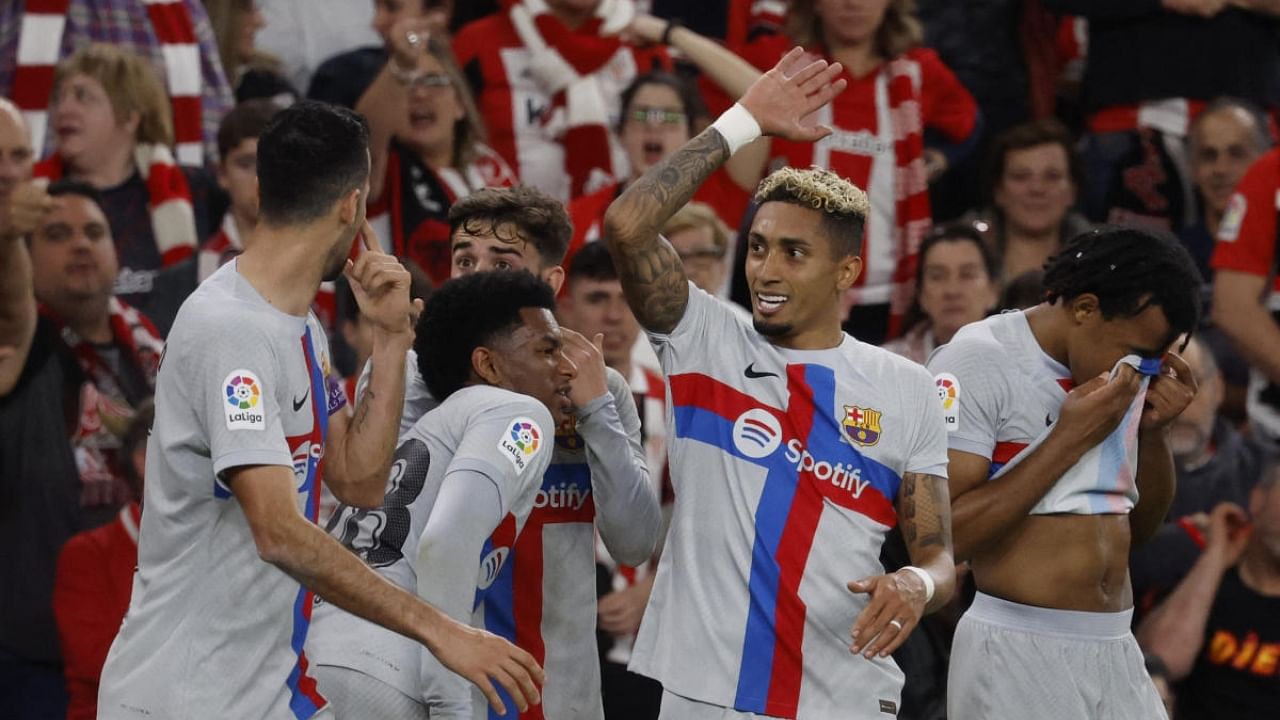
left=1043, top=226, right=1201, bottom=344
left=618, top=71, right=706, bottom=135
left=415, top=271, right=557, bottom=401
left=46, top=178, right=104, bottom=208
left=900, top=221, right=999, bottom=331
left=566, top=240, right=618, bottom=283
left=217, top=98, right=281, bottom=160
left=448, top=185, right=573, bottom=268
left=1000, top=269, right=1046, bottom=311
left=982, top=118, right=1082, bottom=206
left=255, top=100, right=370, bottom=226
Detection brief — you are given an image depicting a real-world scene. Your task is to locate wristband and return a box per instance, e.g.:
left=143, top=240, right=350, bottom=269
left=661, top=18, right=683, bottom=46
left=900, top=566, right=935, bottom=604
left=710, top=103, right=762, bottom=156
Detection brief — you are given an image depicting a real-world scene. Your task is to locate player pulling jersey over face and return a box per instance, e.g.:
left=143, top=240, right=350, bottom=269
left=603, top=47, right=957, bottom=720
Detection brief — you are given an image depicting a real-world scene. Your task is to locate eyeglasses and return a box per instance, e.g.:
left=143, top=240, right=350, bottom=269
left=626, top=107, right=687, bottom=126
left=676, top=246, right=725, bottom=262
left=407, top=73, right=453, bottom=92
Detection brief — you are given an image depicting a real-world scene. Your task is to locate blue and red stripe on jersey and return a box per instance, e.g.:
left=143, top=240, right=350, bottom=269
left=481, top=461, right=596, bottom=720
left=668, top=365, right=902, bottom=718
left=987, top=440, right=1030, bottom=478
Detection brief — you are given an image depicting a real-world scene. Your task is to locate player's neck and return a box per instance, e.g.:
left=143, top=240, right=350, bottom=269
left=1023, top=303, right=1071, bottom=369
left=236, top=225, right=328, bottom=316
left=1238, top=545, right=1280, bottom=597
left=767, top=323, right=844, bottom=351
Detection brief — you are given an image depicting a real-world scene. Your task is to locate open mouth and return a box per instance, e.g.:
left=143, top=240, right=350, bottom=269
left=642, top=140, right=664, bottom=165
left=754, top=293, right=788, bottom=316
left=408, top=109, right=438, bottom=131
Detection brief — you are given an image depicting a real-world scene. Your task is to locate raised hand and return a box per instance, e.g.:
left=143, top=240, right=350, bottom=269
left=0, top=179, right=56, bottom=241
left=431, top=618, right=545, bottom=716
left=560, top=328, right=609, bottom=410
left=739, top=47, right=848, bottom=143
left=1140, top=351, right=1198, bottom=431
left=622, top=12, right=666, bottom=46
left=1204, top=501, right=1251, bottom=568
left=343, top=221, right=423, bottom=336
left=387, top=15, right=437, bottom=72
left=847, top=568, right=930, bottom=659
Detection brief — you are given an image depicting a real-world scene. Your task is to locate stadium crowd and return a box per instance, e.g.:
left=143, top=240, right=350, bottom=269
left=1, top=1, right=1279, bottom=719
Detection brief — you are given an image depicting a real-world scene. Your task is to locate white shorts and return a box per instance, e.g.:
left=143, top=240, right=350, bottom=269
left=313, top=665, right=429, bottom=720
left=658, top=690, right=789, bottom=720
left=947, top=592, right=1167, bottom=720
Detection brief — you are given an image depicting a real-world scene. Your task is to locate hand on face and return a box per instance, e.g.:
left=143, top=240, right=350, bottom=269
left=560, top=328, right=608, bottom=409
left=343, top=221, right=423, bottom=336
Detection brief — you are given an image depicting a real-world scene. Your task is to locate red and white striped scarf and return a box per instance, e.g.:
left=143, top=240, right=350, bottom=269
left=34, top=143, right=198, bottom=266
left=509, top=0, right=634, bottom=197
left=198, top=212, right=243, bottom=282
left=885, top=56, right=930, bottom=339
left=11, top=0, right=203, bottom=165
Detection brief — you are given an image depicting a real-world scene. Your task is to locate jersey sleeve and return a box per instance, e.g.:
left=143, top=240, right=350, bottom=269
left=901, top=362, right=950, bottom=478
left=1211, top=148, right=1280, bottom=278
left=917, top=49, right=979, bottom=143
left=925, top=335, right=1009, bottom=460
left=450, top=394, right=555, bottom=517
left=190, top=322, right=291, bottom=486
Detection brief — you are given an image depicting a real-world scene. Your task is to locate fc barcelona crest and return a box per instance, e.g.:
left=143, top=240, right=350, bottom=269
left=842, top=405, right=882, bottom=447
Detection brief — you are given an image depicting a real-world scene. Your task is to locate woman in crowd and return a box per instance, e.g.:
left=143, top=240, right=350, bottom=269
left=355, top=28, right=515, bottom=285
left=204, top=0, right=298, bottom=103
left=37, top=44, right=212, bottom=329
left=883, top=222, right=999, bottom=365
left=965, top=118, right=1090, bottom=285
left=742, top=0, right=980, bottom=344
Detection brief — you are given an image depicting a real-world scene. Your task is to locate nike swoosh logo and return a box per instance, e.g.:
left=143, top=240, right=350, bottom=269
left=293, top=387, right=310, bottom=412
left=744, top=363, right=779, bottom=380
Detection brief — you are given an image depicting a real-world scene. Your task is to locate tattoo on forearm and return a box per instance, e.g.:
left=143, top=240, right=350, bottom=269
left=899, top=473, right=951, bottom=553
left=606, top=129, right=731, bottom=333
left=354, top=389, right=374, bottom=432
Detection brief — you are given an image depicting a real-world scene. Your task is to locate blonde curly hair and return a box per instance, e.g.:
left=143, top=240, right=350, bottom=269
left=754, top=166, right=869, bottom=256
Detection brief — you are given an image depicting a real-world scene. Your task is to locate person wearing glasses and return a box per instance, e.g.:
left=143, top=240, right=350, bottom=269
left=354, top=23, right=516, bottom=285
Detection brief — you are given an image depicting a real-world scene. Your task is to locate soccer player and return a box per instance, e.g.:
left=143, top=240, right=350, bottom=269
left=340, top=185, right=662, bottom=719
left=928, top=227, right=1202, bottom=718
left=96, top=101, right=541, bottom=720
left=309, top=270, right=572, bottom=718
left=602, top=48, right=957, bottom=719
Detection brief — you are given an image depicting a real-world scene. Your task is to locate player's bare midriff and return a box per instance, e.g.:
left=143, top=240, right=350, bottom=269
left=971, top=513, right=1133, bottom=613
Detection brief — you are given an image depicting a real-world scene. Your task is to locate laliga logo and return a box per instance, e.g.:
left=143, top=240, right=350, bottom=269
left=477, top=546, right=510, bottom=590
left=732, top=408, right=782, bottom=459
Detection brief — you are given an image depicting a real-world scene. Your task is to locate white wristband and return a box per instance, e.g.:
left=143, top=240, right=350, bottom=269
left=900, top=566, right=935, bottom=604
left=710, top=103, right=762, bottom=156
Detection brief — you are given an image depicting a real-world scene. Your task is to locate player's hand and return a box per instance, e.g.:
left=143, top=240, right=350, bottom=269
left=561, top=329, right=609, bottom=410
left=388, top=16, right=435, bottom=72
left=598, top=574, right=655, bottom=636
left=0, top=179, right=56, bottom=241
left=1051, top=365, right=1143, bottom=457
left=344, top=221, right=423, bottom=337
left=739, top=47, right=848, bottom=143
left=1140, top=351, right=1197, bottom=432
left=1205, top=501, right=1251, bottom=568
left=431, top=618, right=545, bottom=716
left=847, top=569, right=928, bottom=659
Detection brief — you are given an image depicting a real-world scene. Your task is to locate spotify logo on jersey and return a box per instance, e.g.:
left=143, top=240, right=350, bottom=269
left=732, top=408, right=782, bottom=459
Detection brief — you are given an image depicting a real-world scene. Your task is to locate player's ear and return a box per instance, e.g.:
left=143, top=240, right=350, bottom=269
left=1069, top=293, right=1099, bottom=325
left=542, top=266, right=565, bottom=295
left=836, top=254, right=862, bottom=292
left=471, top=345, right=502, bottom=386
left=337, top=187, right=361, bottom=226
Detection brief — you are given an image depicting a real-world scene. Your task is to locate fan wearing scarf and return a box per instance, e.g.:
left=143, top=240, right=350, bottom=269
left=0, top=167, right=158, bottom=716
left=927, top=227, right=1202, bottom=719
left=452, top=0, right=671, bottom=203
left=35, top=44, right=208, bottom=325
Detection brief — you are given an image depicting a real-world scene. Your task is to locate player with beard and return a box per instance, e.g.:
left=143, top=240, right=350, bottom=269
left=97, top=102, right=542, bottom=720
left=602, top=49, right=956, bottom=719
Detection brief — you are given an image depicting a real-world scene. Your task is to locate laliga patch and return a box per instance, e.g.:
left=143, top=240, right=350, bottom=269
left=498, top=417, right=542, bottom=475
left=1218, top=193, right=1246, bottom=242
left=223, top=369, right=266, bottom=430
left=934, top=373, right=960, bottom=433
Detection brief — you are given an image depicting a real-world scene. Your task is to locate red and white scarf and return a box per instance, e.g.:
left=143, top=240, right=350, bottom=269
left=885, top=56, right=930, bottom=339
left=198, top=212, right=243, bottom=282
left=509, top=0, right=634, bottom=197
left=35, top=143, right=198, bottom=266
left=12, top=0, right=203, bottom=165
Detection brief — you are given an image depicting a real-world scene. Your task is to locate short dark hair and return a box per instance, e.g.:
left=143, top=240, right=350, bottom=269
left=415, top=271, right=557, bottom=401
left=256, top=100, right=370, bottom=226
left=566, top=241, right=618, bottom=283
left=618, top=71, right=706, bottom=134
left=448, top=185, right=572, bottom=268
left=901, top=221, right=999, bottom=330
left=1043, top=226, right=1201, bottom=345
left=983, top=118, right=1082, bottom=205
left=1000, top=269, right=1045, bottom=311
left=217, top=99, right=281, bottom=160
left=46, top=178, right=104, bottom=208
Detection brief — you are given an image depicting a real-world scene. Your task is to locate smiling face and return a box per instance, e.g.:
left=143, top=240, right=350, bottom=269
left=29, top=193, right=119, bottom=309
left=486, top=307, right=578, bottom=424
left=620, top=82, right=691, bottom=180
left=993, top=142, right=1076, bottom=237
left=1191, top=107, right=1264, bottom=219
left=744, top=201, right=860, bottom=348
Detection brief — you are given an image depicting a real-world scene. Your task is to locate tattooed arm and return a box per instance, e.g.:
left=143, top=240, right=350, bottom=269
left=603, top=46, right=848, bottom=333
left=846, top=472, right=956, bottom=659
